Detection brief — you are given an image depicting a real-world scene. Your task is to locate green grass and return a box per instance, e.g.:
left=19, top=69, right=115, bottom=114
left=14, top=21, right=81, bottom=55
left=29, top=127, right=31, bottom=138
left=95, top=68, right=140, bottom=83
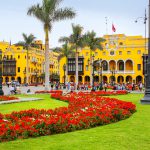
left=0, top=94, right=150, bottom=150
left=0, top=94, right=68, bottom=114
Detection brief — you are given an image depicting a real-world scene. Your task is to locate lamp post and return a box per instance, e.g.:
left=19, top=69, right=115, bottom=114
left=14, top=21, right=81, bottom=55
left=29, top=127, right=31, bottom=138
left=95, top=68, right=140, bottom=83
left=110, top=67, right=116, bottom=86
left=110, top=69, right=114, bottom=86
left=0, top=50, right=4, bottom=95
left=91, top=54, right=95, bottom=91
left=135, top=9, right=147, bottom=52
left=63, top=64, right=66, bottom=89
left=23, top=69, right=26, bottom=84
left=34, top=68, right=38, bottom=86
left=135, top=9, right=147, bottom=84
left=141, top=0, right=150, bottom=104
left=98, top=59, right=103, bottom=90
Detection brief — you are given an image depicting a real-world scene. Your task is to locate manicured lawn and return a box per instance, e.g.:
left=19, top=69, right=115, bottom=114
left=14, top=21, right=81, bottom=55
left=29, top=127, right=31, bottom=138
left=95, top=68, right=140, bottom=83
left=0, top=94, right=68, bottom=114
left=0, top=93, right=150, bottom=150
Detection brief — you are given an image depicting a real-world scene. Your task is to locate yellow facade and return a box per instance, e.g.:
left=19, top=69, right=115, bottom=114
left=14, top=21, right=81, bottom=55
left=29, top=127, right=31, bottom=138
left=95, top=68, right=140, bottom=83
left=60, top=34, right=147, bottom=84
left=0, top=40, right=59, bottom=84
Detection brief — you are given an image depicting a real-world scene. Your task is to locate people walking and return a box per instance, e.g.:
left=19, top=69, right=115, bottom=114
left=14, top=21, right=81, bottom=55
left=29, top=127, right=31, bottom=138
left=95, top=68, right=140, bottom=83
left=139, top=82, right=143, bottom=91
left=104, top=82, right=107, bottom=92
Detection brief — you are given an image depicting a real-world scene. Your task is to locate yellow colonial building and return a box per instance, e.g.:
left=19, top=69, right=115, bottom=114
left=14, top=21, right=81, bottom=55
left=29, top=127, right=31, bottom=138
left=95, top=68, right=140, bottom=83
left=0, top=40, right=59, bottom=84
left=59, top=34, right=147, bottom=85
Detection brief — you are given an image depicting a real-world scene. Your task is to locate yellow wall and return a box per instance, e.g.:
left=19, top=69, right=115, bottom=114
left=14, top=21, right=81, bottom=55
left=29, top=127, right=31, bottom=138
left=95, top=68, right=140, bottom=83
left=59, top=34, right=147, bottom=84
left=0, top=40, right=59, bottom=84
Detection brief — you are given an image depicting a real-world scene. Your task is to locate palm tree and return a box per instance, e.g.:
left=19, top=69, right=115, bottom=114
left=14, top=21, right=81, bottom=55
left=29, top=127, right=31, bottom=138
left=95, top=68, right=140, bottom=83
left=58, top=36, right=75, bottom=83
left=27, top=0, right=76, bottom=90
left=84, top=31, right=105, bottom=87
left=69, top=24, right=85, bottom=90
left=15, top=33, right=36, bottom=84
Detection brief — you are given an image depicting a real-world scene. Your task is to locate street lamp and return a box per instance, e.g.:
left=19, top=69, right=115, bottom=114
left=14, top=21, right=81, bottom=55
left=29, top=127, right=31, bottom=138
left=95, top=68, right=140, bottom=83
left=135, top=9, right=147, bottom=52
left=110, top=69, right=113, bottom=86
left=135, top=9, right=147, bottom=84
left=110, top=67, right=116, bottom=86
left=34, top=68, right=38, bottom=86
left=91, top=54, right=95, bottom=91
left=63, top=64, right=66, bottom=89
left=141, top=0, right=150, bottom=104
left=98, top=59, right=103, bottom=90
left=23, top=69, right=26, bottom=84
left=0, top=50, right=4, bottom=95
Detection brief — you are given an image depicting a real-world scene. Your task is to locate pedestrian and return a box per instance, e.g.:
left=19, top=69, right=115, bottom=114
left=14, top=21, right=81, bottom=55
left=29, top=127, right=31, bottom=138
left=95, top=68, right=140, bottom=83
left=67, top=82, right=70, bottom=91
left=139, top=82, right=143, bottom=91
left=132, top=82, right=135, bottom=91
left=85, top=83, right=88, bottom=90
left=6, top=82, right=9, bottom=87
left=56, top=82, right=59, bottom=90
left=104, top=82, right=107, bottom=92
left=9, top=85, right=15, bottom=95
left=27, top=89, right=31, bottom=93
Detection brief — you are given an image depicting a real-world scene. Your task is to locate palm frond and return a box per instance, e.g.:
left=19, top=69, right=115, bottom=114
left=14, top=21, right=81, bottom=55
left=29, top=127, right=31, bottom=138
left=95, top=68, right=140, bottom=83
left=58, top=42, right=75, bottom=60
left=69, top=24, right=85, bottom=49
left=16, top=33, right=36, bottom=50
left=27, top=0, right=76, bottom=32
left=59, top=36, right=70, bottom=43
left=27, top=4, right=46, bottom=24
left=84, top=31, right=105, bottom=51
left=52, top=47, right=62, bottom=52
left=53, top=8, right=76, bottom=22
left=15, top=41, right=25, bottom=47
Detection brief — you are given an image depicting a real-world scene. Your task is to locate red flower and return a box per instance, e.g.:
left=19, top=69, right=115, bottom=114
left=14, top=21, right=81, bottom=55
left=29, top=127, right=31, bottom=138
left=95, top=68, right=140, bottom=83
left=0, top=91, right=136, bottom=142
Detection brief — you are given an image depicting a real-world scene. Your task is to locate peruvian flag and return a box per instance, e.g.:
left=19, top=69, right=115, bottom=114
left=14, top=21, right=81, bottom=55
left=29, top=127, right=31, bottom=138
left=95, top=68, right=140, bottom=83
left=112, top=23, right=116, bottom=32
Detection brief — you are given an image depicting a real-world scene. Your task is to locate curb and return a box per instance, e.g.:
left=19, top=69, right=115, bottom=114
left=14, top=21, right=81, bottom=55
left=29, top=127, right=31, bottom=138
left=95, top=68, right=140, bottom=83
left=0, top=98, right=43, bottom=104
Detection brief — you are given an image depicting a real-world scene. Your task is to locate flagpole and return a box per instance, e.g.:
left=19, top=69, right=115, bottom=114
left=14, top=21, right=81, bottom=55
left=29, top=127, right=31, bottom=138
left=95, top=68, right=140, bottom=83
left=105, top=17, right=108, bottom=35
left=112, top=22, right=113, bottom=36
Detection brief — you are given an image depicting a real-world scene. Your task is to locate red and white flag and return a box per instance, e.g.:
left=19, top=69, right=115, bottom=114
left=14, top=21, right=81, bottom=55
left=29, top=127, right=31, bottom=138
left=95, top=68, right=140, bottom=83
left=112, top=24, right=116, bottom=32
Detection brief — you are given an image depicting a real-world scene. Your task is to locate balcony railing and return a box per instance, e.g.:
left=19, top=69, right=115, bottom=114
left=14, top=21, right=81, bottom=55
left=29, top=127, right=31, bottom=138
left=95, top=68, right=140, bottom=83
left=31, top=59, right=38, bottom=64
left=93, top=70, right=135, bottom=75
left=3, top=72, right=16, bottom=76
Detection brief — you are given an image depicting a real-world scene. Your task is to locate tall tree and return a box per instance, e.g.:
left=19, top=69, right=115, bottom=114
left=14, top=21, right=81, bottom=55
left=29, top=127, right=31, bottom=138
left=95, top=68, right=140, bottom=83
left=27, top=0, right=76, bottom=90
left=59, top=36, right=75, bottom=83
left=84, top=31, right=105, bottom=87
left=15, top=33, right=36, bottom=84
left=69, top=24, right=85, bottom=90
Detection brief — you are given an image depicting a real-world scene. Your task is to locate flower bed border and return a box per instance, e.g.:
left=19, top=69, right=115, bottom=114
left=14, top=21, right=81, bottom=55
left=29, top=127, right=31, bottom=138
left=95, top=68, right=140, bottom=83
left=0, top=92, right=135, bottom=142
left=0, top=98, right=43, bottom=105
left=0, top=96, right=19, bottom=102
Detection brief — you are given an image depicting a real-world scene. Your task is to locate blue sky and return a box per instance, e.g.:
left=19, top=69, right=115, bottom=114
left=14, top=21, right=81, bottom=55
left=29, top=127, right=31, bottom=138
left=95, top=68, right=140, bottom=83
left=0, top=0, right=148, bottom=47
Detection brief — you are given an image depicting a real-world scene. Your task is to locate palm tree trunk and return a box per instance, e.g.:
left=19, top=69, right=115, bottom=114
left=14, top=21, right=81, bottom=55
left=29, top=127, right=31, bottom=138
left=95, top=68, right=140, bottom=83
left=90, top=51, right=93, bottom=87
left=75, top=49, right=78, bottom=90
left=26, top=49, right=29, bottom=84
left=44, top=27, right=50, bottom=91
left=66, top=57, right=68, bottom=83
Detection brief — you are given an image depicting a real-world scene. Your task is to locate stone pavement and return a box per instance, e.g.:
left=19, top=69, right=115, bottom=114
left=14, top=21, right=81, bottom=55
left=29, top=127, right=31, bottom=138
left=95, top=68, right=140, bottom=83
left=129, top=90, right=144, bottom=94
left=2, top=85, right=145, bottom=96
left=2, top=85, right=46, bottom=95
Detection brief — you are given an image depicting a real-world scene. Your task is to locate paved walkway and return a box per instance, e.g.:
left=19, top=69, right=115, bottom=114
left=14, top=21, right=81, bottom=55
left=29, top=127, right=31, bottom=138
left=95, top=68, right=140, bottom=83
left=2, top=85, right=145, bottom=96
left=2, top=85, right=46, bottom=95
left=129, top=90, right=144, bottom=94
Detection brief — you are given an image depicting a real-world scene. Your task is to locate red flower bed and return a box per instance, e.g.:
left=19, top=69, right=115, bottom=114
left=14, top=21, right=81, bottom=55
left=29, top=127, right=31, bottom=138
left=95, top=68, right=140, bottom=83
left=92, top=90, right=128, bottom=95
left=35, top=90, right=62, bottom=94
left=0, top=92, right=136, bottom=142
left=107, top=85, right=114, bottom=89
left=0, top=96, right=18, bottom=101
left=68, top=90, right=128, bottom=96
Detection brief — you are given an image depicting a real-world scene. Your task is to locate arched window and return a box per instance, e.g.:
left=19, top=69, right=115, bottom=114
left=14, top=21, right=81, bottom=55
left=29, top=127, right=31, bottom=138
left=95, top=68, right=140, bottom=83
left=119, top=42, right=123, bottom=45
left=110, top=51, right=115, bottom=56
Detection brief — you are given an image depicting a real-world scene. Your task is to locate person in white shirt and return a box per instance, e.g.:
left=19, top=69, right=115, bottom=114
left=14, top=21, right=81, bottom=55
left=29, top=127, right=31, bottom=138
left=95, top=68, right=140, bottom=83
left=9, top=86, right=15, bottom=95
